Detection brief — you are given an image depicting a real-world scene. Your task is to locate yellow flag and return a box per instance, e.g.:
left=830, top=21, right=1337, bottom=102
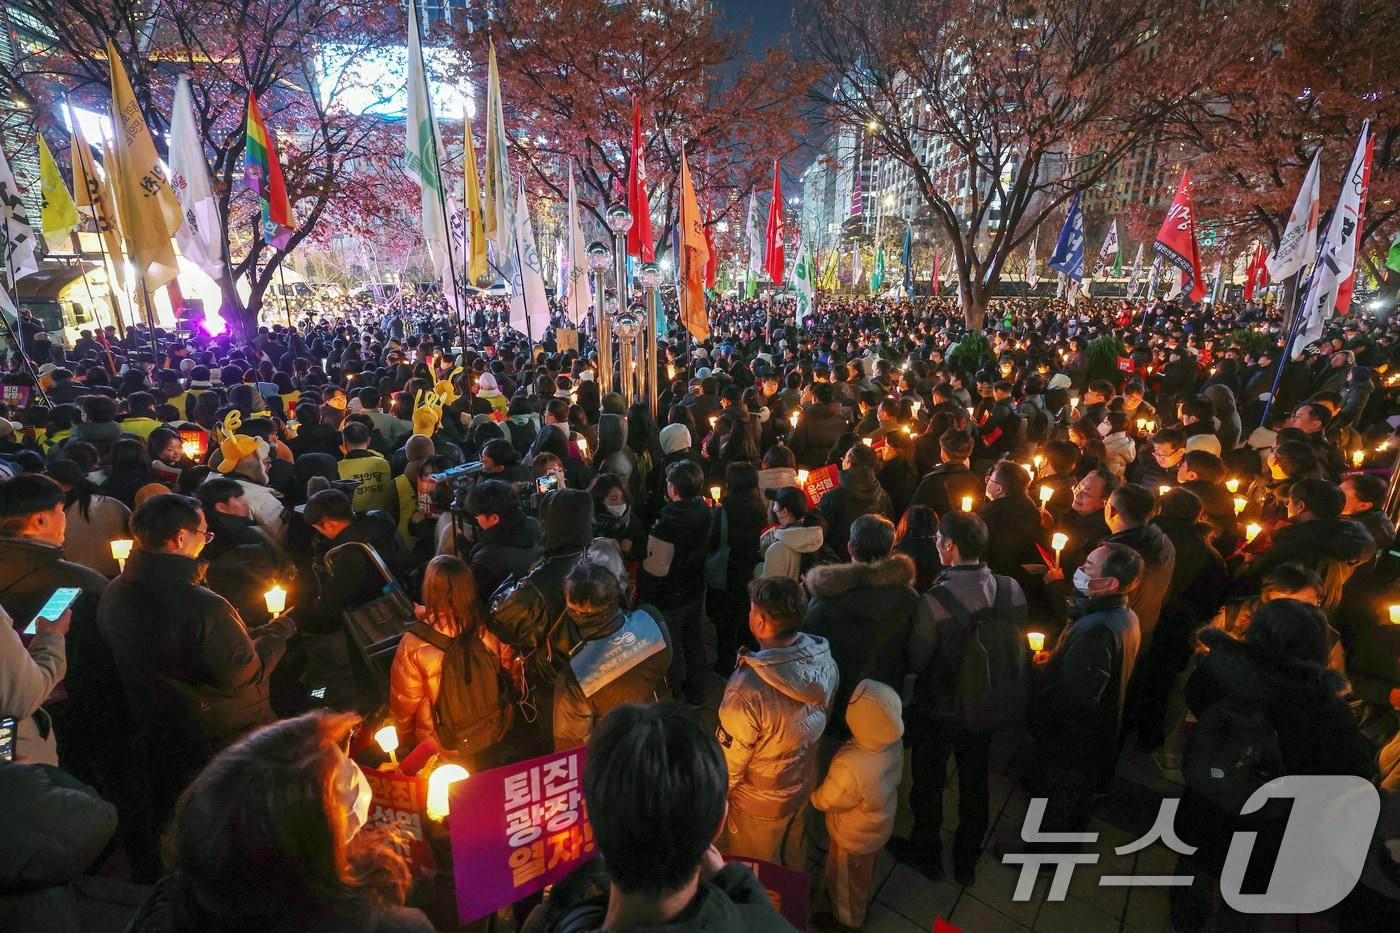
left=69, top=103, right=126, bottom=291
left=483, top=41, right=512, bottom=257
left=106, top=40, right=183, bottom=292
left=37, top=134, right=78, bottom=252
left=678, top=148, right=709, bottom=341
left=463, top=116, right=487, bottom=282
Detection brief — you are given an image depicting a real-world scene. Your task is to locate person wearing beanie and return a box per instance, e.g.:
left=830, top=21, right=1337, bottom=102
left=811, top=679, right=904, bottom=929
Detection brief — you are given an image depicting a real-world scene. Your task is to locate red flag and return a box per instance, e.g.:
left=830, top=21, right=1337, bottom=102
left=932, top=247, right=941, bottom=297
left=764, top=161, right=785, bottom=285
left=703, top=206, right=717, bottom=289
left=626, top=99, right=654, bottom=260
left=1335, top=135, right=1374, bottom=316
left=1243, top=241, right=1270, bottom=301
left=1153, top=170, right=1207, bottom=302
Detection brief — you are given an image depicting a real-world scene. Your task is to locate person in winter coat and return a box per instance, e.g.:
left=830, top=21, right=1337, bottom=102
left=595, top=413, right=642, bottom=503
left=1131, top=427, right=1186, bottom=491
left=979, top=460, right=1049, bottom=583
left=1237, top=477, right=1376, bottom=615
left=756, top=444, right=799, bottom=495
left=1175, top=450, right=1241, bottom=554
left=196, top=477, right=291, bottom=628
left=805, top=515, right=919, bottom=736
left=99, top=493, right=296, bottom=877
left=900, top=512, right=1027, bottom=885
left=894, top=504, right=941, bottom=593
left=0, top=759, right=117, bottom=933
left=708, top=463, right=767, bottom=675
left=45, top=457, right=131, bottom=576
left=757, top=486, right=829, bottom=582
left=641, top=460, right=713, bottom=705
left=553, top=560, right=672, bottom=750
left=1341, top=473, right=1396, bottom=553
left=300, top=489, right=412, bottom=640
left=1169, top=600, right=1375, bottom=932
left=718, top=575, right=838, bottom=868
left=0, top=604, right=68, bottom=768
left=909, top=428, right=985, bottom=520
left=811, top=679, right=904, bottom=929
left=125, top=711, right=435, bottom=933
left=816, top=442, right=893, bottom=559
left=525, top=703, right=797, bottom=933
left=463, top=479, right=544, bottom=598
left=1203, top=384, right=1241, bottom=452
left=589, top=472, right=647, bottom=560
left=1099, top=411, right=1136, bottom=480
left=787, top=383, right=850, bottom=468
left=1029, top=543, right=1143, bottom=832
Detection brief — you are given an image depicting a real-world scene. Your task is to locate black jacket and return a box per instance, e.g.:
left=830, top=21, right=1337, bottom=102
left=1152, top=517, right=1228, bottom=641
left=909, top=463, right=985, bottom=522
left=640, top=496, right=713, bottom=609
left=1240, top=516, right=1376, bottom=614
left=98, top=550, right=294, bottom=743
left=201, top=512, right=287, bottom=628
left=1180, top=479, right=1240, bottom=554
left=788, top=402, right=850, bottom=468
left=817, top=467, right=893, bottom=558
left=469, top=507, right=543, bottom=599
left=804, top=553, right=919, bottom=733
left=1098, top=523, right=1176, bottom=649
left=980, top=494, right=1047, bottom=580
left=300, top=511, right=411, bottom=635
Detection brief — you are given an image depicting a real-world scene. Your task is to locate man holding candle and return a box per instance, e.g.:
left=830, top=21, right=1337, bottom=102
left=815, top=442, right=893, bottom=561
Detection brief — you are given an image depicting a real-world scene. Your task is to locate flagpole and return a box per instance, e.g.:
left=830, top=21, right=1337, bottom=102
left=277, top=263, right=294, bottom=328
left=1260, top=261, right=1320, bottom=427
left=0, top=254, right=52, bottom=407
left=66, top=96, right=127, bottom=338
left=138, top=280, right=161, bottom=366
left=512, top=208, right=534, bottom=345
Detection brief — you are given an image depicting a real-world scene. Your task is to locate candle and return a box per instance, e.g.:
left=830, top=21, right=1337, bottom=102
left=374, top=725, right=399, bottom=768
left=1379, top=441, right=1391, bottom=452
left=1390, top=605, right=1400, bottom=625
left=1051, top=531, right=1068, bottom=567
left=1022, top=462, right=1035, bottom=478
left=181, top=439, right=202, bottom=459
left=425, top=763, right=470, bottom=821
left=1159, top=485, right=1171, bottom=497
left=862, top=437, right=873, bottom=446
left=1225, top=478, right=1240, bottom=494
left=710, top=485, right=722, bottom=501
left=911, top=399, right=921, bottom=414
left=1039, top=485, right=1053, bottom=504
left=1144, top=420, right=1156, bottom=433
left=966, top=406, right=975, bottom=418
left=110, top=538, right=133, bottom=571
left=1032, top=453, right=1043, bottom=470
left=796, top=469, right=809, bottom=485
left=1233, top=497, right=1247, bottom=515
left=1027, top=632, right=1046, bottom=653
left=961, top=495, right=973, bottom=512
left=575, top=436, right=588, bottom=454
left=1245, top=523, right=1261, bottom=542
left=667, top=365, right=678, bottom=380
left=904, top=425, right=914, bottom=435
left=264, top=585, right=287, bottom=617
left=708, top=416, right=717, bottom=429
left=1352, top=449, right=1365, bottom=468
left=1136, top=418, right=1146, bottom=431
left=789, top=411, right=799, bottom=428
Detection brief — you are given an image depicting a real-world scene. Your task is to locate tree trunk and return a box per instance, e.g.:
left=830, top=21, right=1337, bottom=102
left=961, top=275, right=987, bottom=331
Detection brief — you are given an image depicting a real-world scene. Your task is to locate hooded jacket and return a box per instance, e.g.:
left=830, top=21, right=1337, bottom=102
left=469, top=507, right=543, bottom=598
left=552, top=606, right=673, bottom=751
left=909, top=462, right=986, bottom=520
left=640, top=496, right=712, bottom=609
left=804, top=553, right=919, bottom=734
left=301, top=510, right=411, bottom=635
left=717, top=632, right=838, bottom=819
left=757, top=521, right=827, bottom=583
left=816, top=467, right=892, bottom=558
left=811, top=679, right=904, bottom=855
left=1101, top=431, right=1135, bottom=479
left=1241, top=516, right=1376, bottom=614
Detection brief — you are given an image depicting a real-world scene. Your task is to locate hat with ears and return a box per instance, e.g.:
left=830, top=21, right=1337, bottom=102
left=214, top=411, right=260, bottom=473
left=412, top=389, right=443, bottom=436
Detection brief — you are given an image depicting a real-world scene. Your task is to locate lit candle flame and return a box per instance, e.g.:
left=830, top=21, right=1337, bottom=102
left=426, top=763, right=470, bottom=821
left=264, top=585, right=287, bottom=616
left=1027, top=632, right=1046, bottom=652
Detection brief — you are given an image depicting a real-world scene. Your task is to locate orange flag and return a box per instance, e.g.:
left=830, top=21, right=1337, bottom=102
left=677, top=149, right=710, bottom=340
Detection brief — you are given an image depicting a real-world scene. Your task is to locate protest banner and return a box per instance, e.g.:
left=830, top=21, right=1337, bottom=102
left=555, top=327, right=579, bottom=353
left=359, top=766, right=437, bottom=878
left=800, top=463, right=840, bottom=508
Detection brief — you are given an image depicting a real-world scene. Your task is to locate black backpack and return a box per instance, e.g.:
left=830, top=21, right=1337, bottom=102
left=926, top=578, right=1027, bottom=733
left=1183, top=695, right=1283, bottom=814
left=405, top=621, right=512, bottom=755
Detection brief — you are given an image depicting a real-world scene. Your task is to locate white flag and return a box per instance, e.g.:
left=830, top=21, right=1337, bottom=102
left=1267, top=150, right=1321, bottom=281
left=507, top=184, right=550, bottom=339
left=850, top=243, right=862, bottom=285
left=167, top=76, right=224, bottom=280
left=792, top=237, right=815, bottom=326
left=564, top=166, right=591, bottom=324
left=1094, top=220, right=1120, bottom=277
left=1125, top=242, right=1144, bottom=294
left=1025, top=236, right=1039, bottom=289
left=745, top=190, right=763, bottom=277
left=0, top=144, right=39, bottom=282
left=1299, top=123, right=1370, bottom=346
left=404, top=0, right=452, bottom=282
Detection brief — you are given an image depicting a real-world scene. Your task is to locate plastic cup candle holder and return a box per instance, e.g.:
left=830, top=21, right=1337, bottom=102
left=1051, top=532, right=1068, bottom=567
left=264, top=585, right=288, bottom=617
left=961, top=495, right=974, bottom=512
left=796, top=469, right=809, bottom=485
left=789, top=411, right=799, bottom=428
left=862, top=437, right=873, bottom=447
left=1039, top=485, right=1053, bottom=504
left=1225, top=478, right=1240, bottom=494
left=1390, top=605, right=1400, bottom=625
left=110, top=539, right=133, bottom=571
left=425, top=764, right=470, bottom=821
left=1233, top=497, right=1247, bottom=515
left=374, top=725, right=400, bottom=768
left=1245, top=523, right=1262, bottom=542
left=1027, top=632, right=1046, bottom=653
left=1159, top=486, right=1171, bottom=497
left=709, top=486, right=722, bottom=501
left=1353, top=450, right=1365, bottom=468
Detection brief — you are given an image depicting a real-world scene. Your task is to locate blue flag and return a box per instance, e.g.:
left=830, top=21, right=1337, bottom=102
left=1048, top=192, right=1085, bottom=282
left=901, top=225, right=913, bottom=296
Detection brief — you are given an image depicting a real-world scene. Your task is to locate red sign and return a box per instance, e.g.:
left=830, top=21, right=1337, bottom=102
left=359, top=766, right=438, bottom=879
left=800, top=464, right=840, bottom=508
left=1116, top=356, right=1135, bottom=374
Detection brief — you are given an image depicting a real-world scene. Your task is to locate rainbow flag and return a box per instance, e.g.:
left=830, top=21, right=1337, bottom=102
left=244, top=91, right=294, bottom=248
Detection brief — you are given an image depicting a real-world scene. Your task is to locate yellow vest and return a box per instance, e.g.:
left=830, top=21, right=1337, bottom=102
left=119, top=416, right=162, bottom=439
left=336, top=452, right=394, bottom=515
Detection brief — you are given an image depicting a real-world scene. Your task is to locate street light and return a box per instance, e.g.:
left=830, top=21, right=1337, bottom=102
left=587, top=241, right=613, bottom=395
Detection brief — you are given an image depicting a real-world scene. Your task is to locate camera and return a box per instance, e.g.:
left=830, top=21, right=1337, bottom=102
left=418, top=460, right=485, bottom=519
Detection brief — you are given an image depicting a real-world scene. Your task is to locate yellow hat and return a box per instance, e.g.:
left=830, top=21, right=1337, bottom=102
left=412, top=389, right=442, bottom=436
left=433, top=379, right=459, bottom=406
left=214, top=411, right=260, bottom=474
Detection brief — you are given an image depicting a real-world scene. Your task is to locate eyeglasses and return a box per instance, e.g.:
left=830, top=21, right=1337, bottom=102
left=192, top=529, right=216, bottom=543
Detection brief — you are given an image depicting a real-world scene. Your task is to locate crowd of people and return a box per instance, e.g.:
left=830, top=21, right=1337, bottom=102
left=0, top=288, right=1398, bottom=932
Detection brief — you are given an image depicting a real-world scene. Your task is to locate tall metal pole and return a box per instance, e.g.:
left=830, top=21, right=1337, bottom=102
left=604, top=203, right=633, bottom=398
left=587, top=240, right=612, bottom=396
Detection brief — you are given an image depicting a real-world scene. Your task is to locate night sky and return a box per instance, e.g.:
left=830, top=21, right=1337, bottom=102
left=717, top=0, right=795, bottom=53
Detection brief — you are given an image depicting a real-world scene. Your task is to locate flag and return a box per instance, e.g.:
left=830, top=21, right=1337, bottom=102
left=871, top=246, right=885, bottom=294
left=1093, top=219, right=1120, bottom=278
left=1047, top=192, right=1085, bottom=282
left=1300, top=122, right=1371, bottom=345
left=167, top=76, right=223, bottom=279
left=744, top=190, right=762, bottom=297
left=563, top=164, right=591, bottom=325
left=107, top=39, right=184, bottom=291
left=403, top=0, right=452, bottom=277
left=507, top=183, right=549, bottom=339
left=1267, top=150, right=1321, bottom=281
left=1146, top=256, right=1162, bottom=297
left=1243, top=241, right=1269, bottom=302
left=0, top=143, right=39, bottom=318
left=1124, top=243, right=1144, bottom=295
left=626, top=99, right=654, bottom=261
left=484, top=41, right=514, bottom=276
left=1025, top=237, right=1039, bottom=289
left=792, top=237, right=815, bottom=326
left=932, top=246, right=941, bottom=296
left=677, top=148, right=709, bottom=341
left=1113, top=241, right=1124, bottom=277
left=901, top=224, right=912, bottom=296
left=820, top=245, right=839, bottom=292
left=36, top=134, right=77, bottom=253
left=463, top=117, right=487, bottom=282
left=850, top=243, right=862, bottom=286
left=1387, top=232, right=1400, bottom=275
left=764, top=161, right=784, bottom=285
left=1334, top=134, right=1374, bottom=316
left=244, top=92, right=294, bottom=249
left=1152, top=171, right=1206, bottom=302
left=1166, top=268, right=1184, bottom=301
left=703, top=206, right=717, bottom=291
left=68, top=101, right=125, bottom=291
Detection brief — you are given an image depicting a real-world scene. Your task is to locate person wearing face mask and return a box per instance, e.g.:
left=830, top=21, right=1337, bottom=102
left=125, top=711, right=434, bottom=933
left=757, top=486, right=834, bottom=584
left=1131, top=427, right=1185, bottom=491
left=98, top=493, right=297, bottom=878
left=590, top=472, right=646, bottom=559
left=1028, top=543, right=1143, bottom=834
left=1098, top=411, right=1135, bottom=480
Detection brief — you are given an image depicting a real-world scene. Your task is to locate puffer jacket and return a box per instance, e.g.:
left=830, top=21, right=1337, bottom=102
left=816, top=467, right=893, bottom=558
left=756, top=521, right=827, bottom=582
left=1101, top=431, right=1135, bottom=479
left=552, top=606, right=672, bottom=751
left=756, top=466, right=798, bottom=495
left=389, top=616, right=512, bottom=748
left=811, top=679, right=904, bottom=855
left=1098, top=523, right=1176, bottom=649
left=1240, top=516, right=1377, bottom=615
left=0, top=762, right=117, bottom=933
left=804, top=553, right=919, bottom=735
left=468, top=507, right=543, bottom=598
left=717, top=632, right=838, bottom=819
left=788, top=402, right=850, bottom=468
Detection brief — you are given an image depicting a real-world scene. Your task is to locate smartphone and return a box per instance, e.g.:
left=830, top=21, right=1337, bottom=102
left=23, top=586, right=81, bottom=637
left=0, top=717, right=15, bottom=762
left=535, top=473, right=560, bottom=495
